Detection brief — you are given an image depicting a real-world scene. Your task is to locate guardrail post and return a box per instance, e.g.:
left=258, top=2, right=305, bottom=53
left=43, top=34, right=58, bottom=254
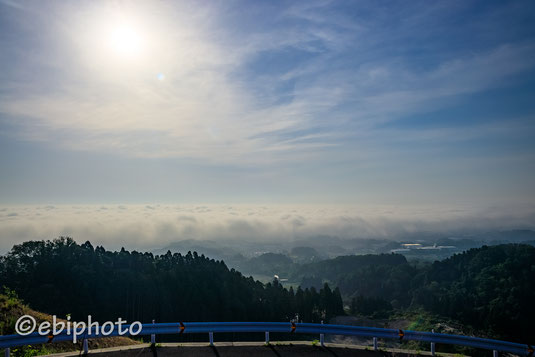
left=493, top=350, right=498, bottom=357
left=83, top=339, right=88, bottom=354
left=151, top=319, right=156, bottom=344
left=373, top=337, right=378, bottom=351
left=265, top=331, right=269, bottom=344
left=209, top=332, right=214, bottom=346
left=5, top=347, right=10, bottom=357
left=320, top=320, right=325, bottom=347
left=431, top=329, right=435, bottom=356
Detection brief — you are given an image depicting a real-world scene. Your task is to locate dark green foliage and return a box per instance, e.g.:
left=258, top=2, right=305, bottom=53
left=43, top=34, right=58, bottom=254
left=298, top=244, right=535, bottom=343
left=300, top=275, right=323, bottom=290
left=0, top=238, right=343, bottom=325
left=413, top=244, right=535, bottom=342
left=241, top=253, right=294, bottom=276
left=295, top=253, right=408, bottom=282
left=1, top=239, right=533, bottom=344
left=294, top=253, right=414, bottom=306
left=350, top=295, right=393, bottom=318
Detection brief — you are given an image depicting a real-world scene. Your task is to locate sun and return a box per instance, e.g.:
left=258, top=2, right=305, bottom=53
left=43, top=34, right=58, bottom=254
left=107, top=24, right=144, bottom=59
left=78, top=8, right=164, bottom=75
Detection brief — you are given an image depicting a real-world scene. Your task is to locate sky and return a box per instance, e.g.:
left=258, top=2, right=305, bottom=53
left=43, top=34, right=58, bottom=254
left=1, top=1, right=535, bottom=250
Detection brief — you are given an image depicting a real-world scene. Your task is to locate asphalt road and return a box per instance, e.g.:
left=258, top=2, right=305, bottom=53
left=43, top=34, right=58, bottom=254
left=44, top=342, right=448, bottom=357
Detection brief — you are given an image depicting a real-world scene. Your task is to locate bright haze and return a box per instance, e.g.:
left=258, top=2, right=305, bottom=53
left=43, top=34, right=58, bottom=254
left=1, top=1, right=535, bottom=252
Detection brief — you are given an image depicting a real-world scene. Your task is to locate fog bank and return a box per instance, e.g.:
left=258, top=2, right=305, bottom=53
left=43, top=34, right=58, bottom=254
left=1, top=204, right=534, bottom=253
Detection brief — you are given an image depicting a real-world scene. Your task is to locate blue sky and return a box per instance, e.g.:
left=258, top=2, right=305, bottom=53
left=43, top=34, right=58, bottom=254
left=1, top=0, right=535, bottom=210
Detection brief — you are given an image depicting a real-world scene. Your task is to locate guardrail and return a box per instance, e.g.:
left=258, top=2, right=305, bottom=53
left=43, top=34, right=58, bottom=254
left=1, top=322, right=533, bottom=357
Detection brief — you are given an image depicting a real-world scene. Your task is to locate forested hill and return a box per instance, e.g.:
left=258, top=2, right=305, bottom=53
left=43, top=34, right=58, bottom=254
left=294, top=244, right=535, bottom=343
left=1, top=239, right=533, bottom=344
left=294, top=253, right=415, bottom=307
left=296, top=253, right=408, bottom=281
left=413, top=244, right=535, bottom=342
left=0, top=238, right=343, bottom=324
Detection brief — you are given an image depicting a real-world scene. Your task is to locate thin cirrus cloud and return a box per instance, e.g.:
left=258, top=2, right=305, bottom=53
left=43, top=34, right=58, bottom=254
left=1, top=1, right=534, bottom=164
left=0, top=0, right=535, bottom=212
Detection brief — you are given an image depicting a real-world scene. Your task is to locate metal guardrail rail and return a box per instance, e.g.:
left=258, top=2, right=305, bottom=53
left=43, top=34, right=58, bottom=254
left=1, top=322, right=533, bottom=356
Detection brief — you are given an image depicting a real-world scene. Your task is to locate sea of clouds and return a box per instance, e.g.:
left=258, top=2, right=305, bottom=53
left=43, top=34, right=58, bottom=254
left=1, top=204, right=534, bottom=254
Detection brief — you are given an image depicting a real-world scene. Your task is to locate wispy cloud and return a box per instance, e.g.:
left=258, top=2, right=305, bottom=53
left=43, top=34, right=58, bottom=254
left=1, top=1, right=534, bottom=166
left=1, top=1, right=535, bottom=208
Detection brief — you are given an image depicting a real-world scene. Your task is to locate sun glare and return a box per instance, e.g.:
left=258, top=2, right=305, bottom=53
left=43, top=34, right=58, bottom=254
left=107, top=24, right=144, bottom=59
left=77, top=8, right=170, bottom=77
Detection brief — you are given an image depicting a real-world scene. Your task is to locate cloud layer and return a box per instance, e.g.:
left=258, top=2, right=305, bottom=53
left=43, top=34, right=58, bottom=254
left=1, top=204, right=534, bottom=253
